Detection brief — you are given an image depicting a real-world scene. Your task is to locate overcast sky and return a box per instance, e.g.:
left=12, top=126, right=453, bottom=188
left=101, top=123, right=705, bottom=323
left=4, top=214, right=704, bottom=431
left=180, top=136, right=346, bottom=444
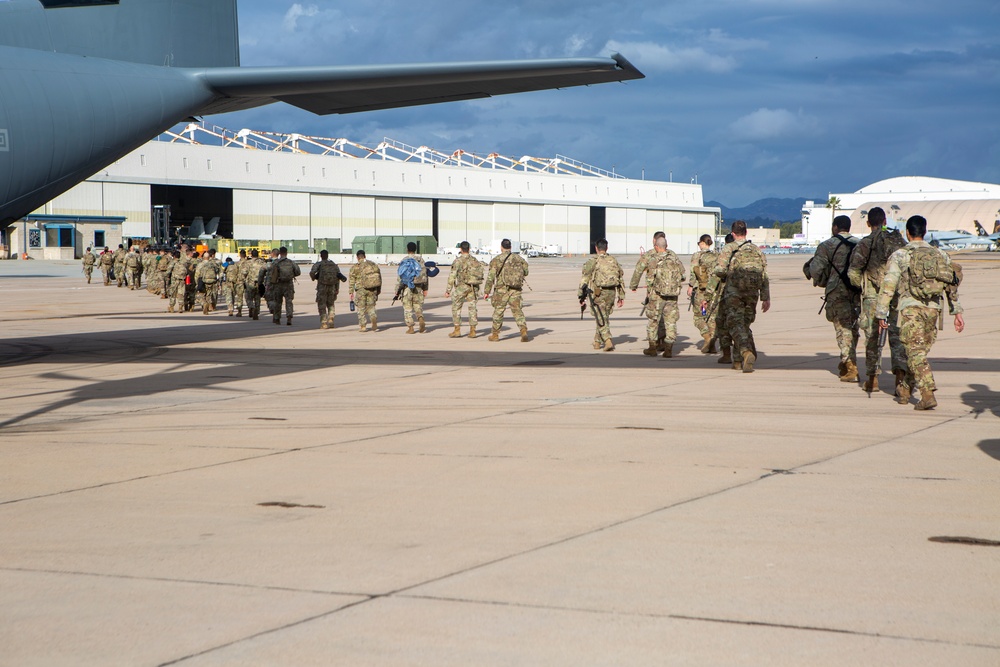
left=212, top=0, right=1000, bottom=207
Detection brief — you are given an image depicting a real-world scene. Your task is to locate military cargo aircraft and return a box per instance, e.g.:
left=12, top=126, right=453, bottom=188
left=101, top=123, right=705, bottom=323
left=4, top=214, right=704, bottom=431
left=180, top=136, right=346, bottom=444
left=0, top=0, right=643, bottom=227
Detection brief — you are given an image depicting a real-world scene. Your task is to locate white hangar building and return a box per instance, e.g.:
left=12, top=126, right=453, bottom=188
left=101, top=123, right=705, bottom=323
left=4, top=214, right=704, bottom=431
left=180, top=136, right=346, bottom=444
left=801, top=176, right=1000, bottom=244
left=27, top=124, right=720, bottom=257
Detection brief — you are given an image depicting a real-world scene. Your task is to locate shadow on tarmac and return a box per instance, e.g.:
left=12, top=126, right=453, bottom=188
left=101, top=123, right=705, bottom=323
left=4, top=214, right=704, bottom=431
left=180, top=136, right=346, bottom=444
left=977, top=440, right=1000, bottom=462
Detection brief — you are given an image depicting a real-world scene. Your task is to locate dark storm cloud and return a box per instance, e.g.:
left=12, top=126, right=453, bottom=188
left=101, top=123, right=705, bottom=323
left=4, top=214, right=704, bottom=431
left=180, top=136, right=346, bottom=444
left=214, top=0, right=999, bottom=206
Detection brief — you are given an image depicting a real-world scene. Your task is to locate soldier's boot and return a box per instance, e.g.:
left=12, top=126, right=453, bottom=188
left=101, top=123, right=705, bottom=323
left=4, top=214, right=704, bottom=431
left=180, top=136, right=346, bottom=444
left=236, top=308, right=242, bottom=317
left=593, top=341, right=602, bottom=350
left=371, top=317, right=379, bottom=332
left=273, top=315, right=280, bottom=325
left=700, top=333, right=713, bottom=353
left=705, top=337, right=717, bottom=354
left=662, top=344, right=673, bottom=358
left=360, top=323, right=368, bottom=332
left=228, top=309, right=234, bottom=317
left=862, top=375, right=879, bottom=393
left=202, top=302, right=210, bottom=315
left=418, top=317, right=426, bottom=333
left=328, top=316, right=334, bottom=330
left=449, top=325, right=462, bottom=338
left=741, top=350, right=756, bottom=373
left=840, top=360, right=858, bottom=383
left=604, top=338, right=615, bottom=352
left=406, top=324, right=416, bottom=334
left=488, top=329, right=500, bottom=342
left=914, top=389, right=937, bottom=411
left=287, top=317, right=292, bottom=326
left=837, top=361, right=847, bottom=378
left=520, top=326, right=530, bottom=342
left=468, top=326, right=477, bottom=339
left=718, top=347, right=732, bottom=364
left=656, top=337, right=667, bottom=353
left=642, top=341, right=658, bottom=356
left=252, top=309, right=259, bottom=321
left=894, top=370, right=911, bottom=405
left=167, top=304, right=174, bottom=313
left=320, top=316, right=328, bottom=329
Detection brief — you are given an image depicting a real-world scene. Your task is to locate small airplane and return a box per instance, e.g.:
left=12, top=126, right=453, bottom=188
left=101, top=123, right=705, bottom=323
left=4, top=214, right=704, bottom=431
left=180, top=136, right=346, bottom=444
left=0, top=0, right=643, bottom=227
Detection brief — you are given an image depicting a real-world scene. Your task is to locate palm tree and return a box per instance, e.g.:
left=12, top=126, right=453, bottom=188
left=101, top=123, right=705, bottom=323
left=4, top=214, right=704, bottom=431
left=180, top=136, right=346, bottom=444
left=826, top=196, right=841, bottom=223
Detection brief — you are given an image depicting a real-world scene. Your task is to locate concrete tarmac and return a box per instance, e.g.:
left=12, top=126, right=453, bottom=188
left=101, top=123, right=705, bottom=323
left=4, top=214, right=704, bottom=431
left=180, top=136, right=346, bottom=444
left=1, top=253, right=998, bottom=666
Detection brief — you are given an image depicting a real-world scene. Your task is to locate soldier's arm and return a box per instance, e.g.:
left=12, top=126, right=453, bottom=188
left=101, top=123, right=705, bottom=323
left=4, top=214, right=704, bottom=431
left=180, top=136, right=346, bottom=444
left=809, top=242, right=832, bottom=288
left=875, top=254, right=904, bottom=320
left=687, top=252, right=699, bottom=288
left=309, top=263, right=319, bottom=281
left=628, top=255, right=647, bottom=290
left=483, top=261, right=497, bottom=294
left=847, top=237, right=871, bottom=288
left=713, top=245, right=734, bottom=278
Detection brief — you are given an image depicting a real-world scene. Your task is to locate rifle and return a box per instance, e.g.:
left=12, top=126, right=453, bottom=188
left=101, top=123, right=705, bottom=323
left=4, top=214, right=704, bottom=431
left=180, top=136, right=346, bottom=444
left=391, top=285, right=405, bottom=305
left=639, top=296, right=649, bottom=317
left=579, top=284, right=606, bottom=328
left=870, top=324, right=889, bottom=397
left=688, top=290, right=696, bottom=312
left=579, top=285, right=589, bottom=320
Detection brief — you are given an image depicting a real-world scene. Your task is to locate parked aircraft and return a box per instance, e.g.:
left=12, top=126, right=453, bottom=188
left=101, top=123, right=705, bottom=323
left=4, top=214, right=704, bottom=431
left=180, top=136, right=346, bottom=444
left=0, top=0, right=643, bottom=227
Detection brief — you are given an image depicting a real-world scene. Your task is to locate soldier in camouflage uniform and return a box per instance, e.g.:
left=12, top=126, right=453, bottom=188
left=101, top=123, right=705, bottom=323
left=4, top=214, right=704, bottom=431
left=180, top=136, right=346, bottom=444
left=262, top=248, right=280, bottom=318
left=309, top=249, right=341, bottom=329
left=167, top=250, right=189, bottom=313
left=636, top=237, right=685, bottom=358
left=396, top=242, right=429, bottom=334
left=269, top=246, right=300, bottom=325
left=124, top=246, right=141, bottom=290
left=241, top=249, right=268, bottom=320
left=82, top=247, right=96, bottom=283
left=687, top=234, right=719, bottom=353
left=877, top=215, right=965, bottom=410
left=444, top=241, right=482, bottom=338
left=349, top=249, right=382, bottom=332
left=112, top=244, right=126, bottom=287
left=629, top=231, right=668, bottom=351
left=196, top=249, right=223, bottom=313
left=99, top=247, right=113, bottom=285
left=483, top=238, right=530, bottom=342
left=848, top=207, right=909, bottom=396
left=578, top=239, right=625, bottom=351
left=223, top=254, right=244, bottom=316
left=806, top=216, right=861, bottom=382
left=706, top=220, right=770, bottom=373
left=143, top=249, right=156, bottom=293
left=155, top=249, right=173, bottom=298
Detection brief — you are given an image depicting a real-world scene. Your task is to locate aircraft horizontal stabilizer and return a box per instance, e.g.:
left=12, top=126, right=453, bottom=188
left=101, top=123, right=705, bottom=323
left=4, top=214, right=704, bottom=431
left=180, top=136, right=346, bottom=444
left=194, top=54, right=644, bottom=116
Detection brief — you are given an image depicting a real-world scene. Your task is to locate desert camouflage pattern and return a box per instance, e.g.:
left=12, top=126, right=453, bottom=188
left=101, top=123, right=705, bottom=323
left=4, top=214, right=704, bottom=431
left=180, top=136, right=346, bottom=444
left=848, top=230, right=907, bottom=375
left=241, top=257, right=268, bottom=318
left=580, top=254, right=625, bottom=346
left=82, top=251, right=96, bottom=283
left=630, top=248, right=667, bottom=340
left=310, top=259, right=340, bottom=327
left=688, top=248, right=718, bottom=338
left=484, top=250, right=529, bottom=332
left=811, top=232, right=861, bottom=365
left=711, top=240, right=770, bottom=358
left=349, top=260, right=382, bottom=329
left=395, top=254, right=427, bottom=327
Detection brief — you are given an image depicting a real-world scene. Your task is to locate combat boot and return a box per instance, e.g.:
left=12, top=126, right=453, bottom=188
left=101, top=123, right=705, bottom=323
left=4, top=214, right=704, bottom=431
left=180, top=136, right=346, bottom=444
left=894, top=370, right=911, bottom=405
left=488, top=329, right=500, bottom=342
left=840, top=360, right=858, bottom=383
left=449, top=325, right=462, bottom=338
left=862, top=375, right=879, bottom=393
left=705, top=337, right=717, bottom=354
left=273, top=316, right=280, bottom=325
left=604, top=339, right=615, bottom=352
left=371, top=317, right=379, bottom=332
left=520, top=326, right=530, bottom=342
left=662, top=344, right=673, bottom=358
left=643, top=342, right=658, bottom=356
left=252, top=309, right=259, bottom=321
left=656, top=337, right=666, bottom=353
left=718, top=347, right=732, bottom=364
left=593, top=341, right=602, bottom=350
left=328, top=317, right=334, bottom=330
left=418, top=316, right=426, bottom=333
left=203, top=302, right=210, bottom=315
left=837, top=361, right=847, bottom=378
left=741, top=349, right=756, bottom=373
left=321, top=319, right=328, bottom=329
left=914, top=390, right=937, bottom=411
left=700, top=333, right=713, bottom=353
left=406, top=324, right=415, bottom=334
left=286, top=317, right=292, bottom=326
left=167, top=304, right=174, bottom=313
left=360, top=324, right=368, bottom=332
left=228, top=309, right=234, bottom=317
left=468, top=326, right=477, bottom=339
left=236, top=309, right=242, bottom=317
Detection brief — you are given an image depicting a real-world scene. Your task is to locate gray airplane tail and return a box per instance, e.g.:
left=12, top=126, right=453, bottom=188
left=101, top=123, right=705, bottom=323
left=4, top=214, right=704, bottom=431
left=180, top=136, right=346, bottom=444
left=0, top=0, right=239, bottom=67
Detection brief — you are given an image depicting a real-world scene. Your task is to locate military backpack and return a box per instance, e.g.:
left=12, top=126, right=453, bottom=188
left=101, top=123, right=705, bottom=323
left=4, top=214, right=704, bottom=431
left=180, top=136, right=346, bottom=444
left=867, top=228, right=907, bottom=283
left=650, top=252, right=684, bottom=297
left=727, top=242, right=766, bottom=293
left=125, top=253, right=139, bottom=269
left=460, top=256, right=485, bottom=286
left=271, top=258, right=297, bottom=283
left=359, top=261, right=382, bottom=289
left=498, top=253, right=525, bottom=289
left=590, top=254, right=620, bottom=288
left=907, top=245, right=956, bottom=301
left=316, top=260, right=340, bottom=286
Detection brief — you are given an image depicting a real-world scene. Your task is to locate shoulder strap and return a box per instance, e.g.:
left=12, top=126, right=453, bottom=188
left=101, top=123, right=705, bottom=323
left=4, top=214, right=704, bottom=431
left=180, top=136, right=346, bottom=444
left=832, top=236, right=860, bottom=293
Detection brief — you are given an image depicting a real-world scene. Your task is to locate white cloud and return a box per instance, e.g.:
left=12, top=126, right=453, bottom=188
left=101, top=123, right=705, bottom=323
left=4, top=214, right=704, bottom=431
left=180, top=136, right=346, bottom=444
left=283, top=3, right=319, bottom=32
left=604, top=39, right=735, bottom=73
left=729, top=108, right=820, bottom=142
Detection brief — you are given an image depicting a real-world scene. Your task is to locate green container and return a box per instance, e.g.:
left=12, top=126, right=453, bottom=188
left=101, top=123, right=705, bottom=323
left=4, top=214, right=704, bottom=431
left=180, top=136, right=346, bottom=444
left=314, top=238, right=341, bottom=254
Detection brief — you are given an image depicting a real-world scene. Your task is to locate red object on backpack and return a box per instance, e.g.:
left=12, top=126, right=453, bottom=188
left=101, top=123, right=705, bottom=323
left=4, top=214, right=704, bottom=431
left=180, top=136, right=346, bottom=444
left=185, top=275, right=192, bottom=285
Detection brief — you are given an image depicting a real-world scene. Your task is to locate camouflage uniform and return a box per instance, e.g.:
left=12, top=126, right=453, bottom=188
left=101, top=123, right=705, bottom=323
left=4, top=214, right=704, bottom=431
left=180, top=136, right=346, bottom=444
left=629, top=249, right=667, bottom=343
left=640, top=250, right=685, bottom=350
left=710, top=240, right=770, bottom=366
left=876, top=242, right=963, bottom=396
left=155, top=253, right=172, bottom=298
left=240, top=257, right=268, bottom=320
left=808, top=232, right=861, bottom=372
left=82, top=250, right=96, bottom=283
left=223, top=261, right=244, bottom=315
left=269, top=257, right=301, bottom=324
left=113, top=247, right=126, bottom=287
left=99, top=251, right=114, bottom=285
left=349, top=259, right=382, bottom=331
left=688, top=248, right=719, bottom=342
left=143, top=252, right=156, bottom=293
left=309, top=258, right=341, bottom=328
left=197, top=256, right=222, bottom=313
left=579, top=253, right=625, bottom=349
left=167, top=256, right=190, bottom=312
left=124, top=250, right=141, bottom=289
left=848, top=228, right=908, bottom=378
left=484, top=250, right=529, bottom=338
left=446, top=254, right=481, bottom=332
left=395, top=253, right=428, bottom=331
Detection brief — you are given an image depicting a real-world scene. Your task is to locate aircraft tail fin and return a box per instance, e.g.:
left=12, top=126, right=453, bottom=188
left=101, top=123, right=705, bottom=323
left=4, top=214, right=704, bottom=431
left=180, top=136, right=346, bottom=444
left=974, top=220, right=987, bottom=236
left=0, top=0, right=239, bottom=67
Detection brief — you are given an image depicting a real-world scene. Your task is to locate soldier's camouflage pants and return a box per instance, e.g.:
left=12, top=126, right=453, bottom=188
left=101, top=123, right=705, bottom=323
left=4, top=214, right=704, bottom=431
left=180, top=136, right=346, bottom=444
left=115, top=263, right=125, bottom=286
left=720, top=290, right=758, bottom=357
left=128, top=267, right=140, bottom=289
left=355, top=287, right=378, bottom=328
left=225, top=283, right=244, bottom=313
left=898, top=305, right=939, bottom=392
left=402, top=288, right=424, bottom=326
left=691, top=287, right=716, bottom=339
left=825, top=293, right=860, bottom=364
left=202, top=281, right=219, bottom=312
left=244, top=285, right=262, bottom=316
left=645, top=293, right=678, bottom=344
left=84, top=266, right=93, bottom=283
left=859, top=296, right=907, bottom=376
left=168, top=281, right=188, bottom=311
left=590, top=288, right=617, bottom=345
left=101, top=265, right=112, bottom=285
left=491, top=288, right=526, bottom=331
left=315, top=283, right=338, bottom=325
left=271, top=283, right=294, bottom=320
left=451, top=284, right=478, bottom=327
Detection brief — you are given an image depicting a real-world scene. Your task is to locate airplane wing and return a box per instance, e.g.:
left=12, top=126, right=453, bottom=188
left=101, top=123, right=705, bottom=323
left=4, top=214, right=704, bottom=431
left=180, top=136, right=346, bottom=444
left=193, top=54, right=644, bottom=116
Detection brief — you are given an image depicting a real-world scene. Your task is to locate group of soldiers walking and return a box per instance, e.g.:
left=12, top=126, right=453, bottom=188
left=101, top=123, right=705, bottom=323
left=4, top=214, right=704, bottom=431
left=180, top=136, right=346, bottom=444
left=82, top=215, right=966, bottom=409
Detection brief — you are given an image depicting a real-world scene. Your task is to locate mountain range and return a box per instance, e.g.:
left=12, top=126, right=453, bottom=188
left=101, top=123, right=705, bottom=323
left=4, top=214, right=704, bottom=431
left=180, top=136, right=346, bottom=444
left=705, top=197, right=818, bottom=227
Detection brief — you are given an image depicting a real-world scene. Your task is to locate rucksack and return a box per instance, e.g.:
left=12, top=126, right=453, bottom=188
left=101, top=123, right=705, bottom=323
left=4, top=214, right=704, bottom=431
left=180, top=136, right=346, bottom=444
left=397, top=257, right=422, bottom=289
left=590, top=255, right=620, bottom=288
left=728, top=242, right=766, bottom=293
left=360, top=261, right=382, bottom=289
left=316, top=260, right=339, bottom=286
left=126, top=254, right=139, bottom=269
left=650, top=252, right=683, bottom=297
left=908, top=245, right=956, bottom=301
left=498, top=253, right=525, bottom=289
left=868, top=228, right=907, bottom=284
left=460, top=256, right=485, bottom=286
